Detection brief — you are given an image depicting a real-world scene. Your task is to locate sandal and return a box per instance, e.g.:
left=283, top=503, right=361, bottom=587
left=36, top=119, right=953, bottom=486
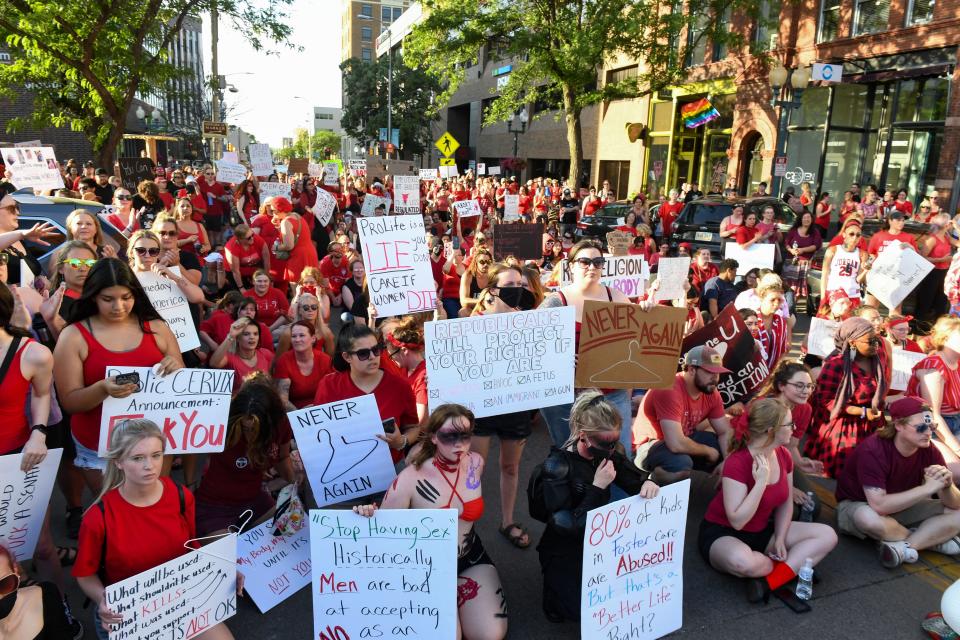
left=57, top=546, right=78, bottom=567
left=498, top=523, right=531, bottom=549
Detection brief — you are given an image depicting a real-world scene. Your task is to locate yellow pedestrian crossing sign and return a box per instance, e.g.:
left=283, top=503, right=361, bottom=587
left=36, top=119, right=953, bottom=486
left=435, top=131, right=459, bottom=157
left=439, top=157, right=456, bottom=166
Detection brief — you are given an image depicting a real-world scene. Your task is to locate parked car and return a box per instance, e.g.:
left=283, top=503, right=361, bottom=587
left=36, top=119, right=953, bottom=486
left=666, top=197, right=798, bottom=259
left=575, top=200, right=632, bottom=245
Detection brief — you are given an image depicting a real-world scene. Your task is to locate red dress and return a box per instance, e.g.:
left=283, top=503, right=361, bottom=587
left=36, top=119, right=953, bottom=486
left=282, top=214, right=319, bottom=283
left=0, top=339, right=33, bottom=454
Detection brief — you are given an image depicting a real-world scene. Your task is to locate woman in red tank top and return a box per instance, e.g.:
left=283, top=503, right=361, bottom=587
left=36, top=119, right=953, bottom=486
left=53, top=258, right=183, bottom=494
left=916, top=213, right=957, bottom=324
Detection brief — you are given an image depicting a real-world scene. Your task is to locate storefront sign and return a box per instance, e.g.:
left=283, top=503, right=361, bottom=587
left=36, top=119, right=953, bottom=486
left=784, top=166, right=815, bottom=186
left=812, top=63, right=843, bottom=83
left=774, top=156, right=787, bottom=177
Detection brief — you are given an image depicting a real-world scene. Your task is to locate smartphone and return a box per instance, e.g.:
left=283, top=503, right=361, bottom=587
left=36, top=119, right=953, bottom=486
left=452, top=237, right=460, bottom=250
left=382, top=418, right=397, bottom=434
left=114, top=372, right=141, bottom=389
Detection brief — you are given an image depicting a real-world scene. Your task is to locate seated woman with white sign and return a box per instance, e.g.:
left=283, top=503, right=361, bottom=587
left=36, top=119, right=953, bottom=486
left=127, top=229, right=206, bottom=306
left=0, top=544, right=75, bottom=639
left=353, top=404, right=508, bottom=640
left=210, top=317, right=274, bottom=395
left=74, top=419, right=237, bottom=640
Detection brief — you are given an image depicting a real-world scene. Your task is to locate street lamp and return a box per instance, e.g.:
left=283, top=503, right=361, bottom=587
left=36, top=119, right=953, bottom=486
left=135, top=106, right=163, bottom=132
left=769, top=63, right=811, bottom=197
left=508, top=108, right=528, bottom=159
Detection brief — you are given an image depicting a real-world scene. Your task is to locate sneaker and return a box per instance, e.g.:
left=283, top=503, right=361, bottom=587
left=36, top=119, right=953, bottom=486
left=879, top=540, right=919, bottom=568
left=930, top=536, right=960, bottom=557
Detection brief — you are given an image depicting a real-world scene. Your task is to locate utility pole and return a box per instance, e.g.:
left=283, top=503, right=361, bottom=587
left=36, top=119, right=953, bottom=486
left=386, top=26, right=392, bottom=160
left=209, top=2, right=221, bottom=161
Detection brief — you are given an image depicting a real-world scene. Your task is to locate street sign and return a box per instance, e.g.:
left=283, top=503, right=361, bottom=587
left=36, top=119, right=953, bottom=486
left=812, top=63, right=843, bottom=83
left=435, top=131, right=459, bottom=157
left=774, top=156, right=788, bottom=177
left=439, top=158, right=456, bottom=166
left=202, top=121, right=227, bottom=137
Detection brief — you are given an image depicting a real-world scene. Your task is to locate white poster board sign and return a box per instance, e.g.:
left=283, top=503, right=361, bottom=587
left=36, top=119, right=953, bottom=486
left=393, top=175, right=421, bottom=214
left=98, top=367, right=233, bottom=456
left=348, top=159, right=366, bottom=176
left=477, top=163, right=486, bottom=175
left=105, top=535, right=237, bottom=640
left=866, top=244, right=934, bottom=310
left=581, top=479, right=690, bottom=640
left=220, top=151, right=239, bottom=164
left=504, top=194, right=520, bottom=221
left=653, top=257, right=691, bottom=302
left=308, top=162, right=324, bottom=177
left=807, top=317, right=839, bottom=358
left=452, top=199, right=482, bottom=218
left=1, top=146, right=65, bottom=192
left=288, top=394, right=396, bottom=507
left=323, top=162, right=340, bottom=187
left=487, top=165, right=501, bottom=176
left=313, top=189, right=337, bottom=226
left=214, top=160, right=247, bottom=184
left=561, top=255, right=650, bottom=299
left=891, top=348, right=928, bottom=392
left=236, top=520, right=311, bottom=612
left=425, top=307, right=576, bottom=418
left=248, top=143, right=273, bottom=176
left=259, top=182, right=291, bottom=201
left=440, top=165, right=459, bottom=178
left=309, top=509, right=458, bottom=640
left=419, top=168, right=439, bottom=180
left=360, top=193, right=391, bottom=217
left=357, top=215, right=435, bottom=316
left=723, top=243, right=776, bottom=275
left=0, top=449, right=63, bottom=561
left=136, top=267, right=201, bottom=352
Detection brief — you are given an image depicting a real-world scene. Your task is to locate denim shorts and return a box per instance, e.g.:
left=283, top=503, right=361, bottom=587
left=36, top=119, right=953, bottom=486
left=944, top=414, right=960, bottom=437
left=72, top=435, right=107, bottom=472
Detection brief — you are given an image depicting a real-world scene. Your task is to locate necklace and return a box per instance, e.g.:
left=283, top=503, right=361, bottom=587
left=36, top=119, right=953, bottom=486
left=432, top=456, right=463, bottom=509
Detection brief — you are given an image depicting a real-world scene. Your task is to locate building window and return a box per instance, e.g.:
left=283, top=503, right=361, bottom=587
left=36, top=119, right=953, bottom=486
left=712, top=7, right=732, bottom=61
left=316, top=113, right=334, bottom=120
left=382, top=6, right=392, bottom=22
left=754, top=0, right=778, bottom=51
left=393, top=7, right=402, bottom=20
left=598, top=161, right=631, bottom=200
left=818, top=0, right=841, bottom=41
left=361, top=48, right=372, bottom=61
left=854, top=0, right=889, bottom=35
left=684, top=15, right=708, bottom=67
left=361, top=26, right=372, bottom=41
left=907, top=0, right=935, bottom=24
left=606, top=65, right=638, bottom=86
left=360, top=4, right=372, bottom=18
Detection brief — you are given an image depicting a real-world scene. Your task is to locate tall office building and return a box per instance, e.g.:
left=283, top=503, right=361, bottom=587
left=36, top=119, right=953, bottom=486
left=340, top=0, right=411, bottom=63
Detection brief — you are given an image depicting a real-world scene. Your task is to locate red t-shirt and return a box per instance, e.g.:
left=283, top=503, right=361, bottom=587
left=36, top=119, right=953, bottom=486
left=736, top=225, right=760, bottom=245
left=791, top=402, right=813, bottom=440
left=273, top=349, right=333, bottom=409
left=196, top=420, right=293, bottom=505
left=907, top=354, right=960, bottom=416
left=704, top=447, right=793, bottom=531
left=867, top=230, right=917, bottom=257
left=199, top=312, right=273, bottom=352
left=633, top=373, right=725, bottom=448
left=408, top=360, right=428, bottom=406
left=658, top=202, right=684, bottom=237
left=220, top=349, right=274, bottom=393
left=835, top=433, right=945, bottom=503
left=894, top=200, right=914, bottom=215
left=250, top=213, right=280, bottom=247
left=243, top=287, right=289, bottom=326
left=225, top=234, right=267, bottom=278
left=319, top=255, right=350, bottom=295
left=74, top=478, right=196, bottom=585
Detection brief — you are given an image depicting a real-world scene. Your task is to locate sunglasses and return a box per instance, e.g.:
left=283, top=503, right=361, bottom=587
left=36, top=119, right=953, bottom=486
left=436, top=429, right=473, bottom=445
left=158, top=230, right=178, bottom=237
left=61, top=258, right=97, bottom=269
left=133, top=246, right=161, bottom=257
left=115, top=195, right=132, bottom=201
left=574, top=257, right=606, bottom=269
left=347, top=345, right=383, bottom=361
left=331, top=253, right=343, bottom=259
left=477, top=259, right=492, bottom=266
left=0, top=573, right=19, bottom=597
left=0, top=204, right=20, bottom=214
left=237, top=236, right=252, bottom=243
left=301, top=304, right=319, bottom=311
left=586, top=437, right=618, bottom=451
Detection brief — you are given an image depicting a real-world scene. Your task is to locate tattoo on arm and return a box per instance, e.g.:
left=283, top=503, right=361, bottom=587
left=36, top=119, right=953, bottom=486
left=415, top=479, right=441, bottom=503
left=466, top=455, right=481, bottom=490
left=495, top=586, right=508, bottom=618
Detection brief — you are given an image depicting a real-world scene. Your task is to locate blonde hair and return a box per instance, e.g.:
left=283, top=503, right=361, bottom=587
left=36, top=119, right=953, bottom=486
left=756, top=273, right=784, bottom=297
left=299, top=266, right=322, bottom=285
left=636, top=223, right=652, bottom=237
left=50, top=240, right=97, bottom=289
left=731, top=397, right=789, bottom=452
left=931, top=316, right=960, bottom=350
left=153, top=212, right=179, bottom=232
left=521, top=265, right=546, bottom=307
left=127, top=229, right=162, bottom=269
left=66, top=208, right=104, bottom=247
left=93, top=419, right=165, bottom=507
left=563, top=389, right=622, bottom=449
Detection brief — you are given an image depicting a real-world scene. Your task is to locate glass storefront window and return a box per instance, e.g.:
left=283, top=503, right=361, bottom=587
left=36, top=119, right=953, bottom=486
left=895, top=79, right=920, bottom=122
left=918, top=77, right=949, bottom=122
left=884, top=128, right=942, bottom=202
left=793, top=87, right=829, bottom=128
left=830, top=84, right=868, bottom=128
left=645, top=137, right=670, bottom=197
left=783, top=129, right=824, bottom=190
left=707, top=94, right=735, bottom=130
left=651, top=102, right=673, bottom=132
left=822, top=130, right=865, bottom=198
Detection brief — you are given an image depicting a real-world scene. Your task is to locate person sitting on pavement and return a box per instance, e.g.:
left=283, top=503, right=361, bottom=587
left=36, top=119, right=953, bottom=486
left=835, top=396, right=960, bottom=569
left=700, top=259, right=739, bottom=321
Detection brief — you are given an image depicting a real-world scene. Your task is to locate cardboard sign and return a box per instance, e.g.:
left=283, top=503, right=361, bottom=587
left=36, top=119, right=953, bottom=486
left=560, top=256, right=649, bottom=299
left=287, top=158, right=309, bottom=175
left=248, top=143, right=273, bottom=176
left=723, top=243, right=776, bottom=275
left=452, top=199, right=482, bottom=218
left=360, top=193, right=391, bottom=217
left=419, top=168, right=439, bottom=180
left=425, top=308, right=576, bottom=418
left=503, top=194, right=520, bottom=221
left=258, top=182, right=292, bottom=201
left=117, top=157, right=157, bottom=192
left=0, top=449, right=63, bottom=561
left=576, top=302, right=687, bottom=389
left=492, top=222, right=544, bottom=260
left=387, top=160, right=417, bottom=176
left=348, top=159, right=366, bottom=177
left=807, top=317, right=839, bottom=358
left=105, top=535, right=237, bottom=640
left=314, top=189, right=337, bottom=227
left=891, top=348, right=928, bottom=392
left=653, top=257, right=691, bottom=302
left=393, top=175, right=421, bottom=214
left=364, top=157, right=386, bottom=180
left=214, top=160, right=247, bottom=185
left=581, top=480, right=690, bottom=640
left=288, top=395, right=396, bottom=508
left=98, top=367, right=234, bottom=456
left=323, top=162, right=340, bottom=187
left=309, top=509, right=458, bottom=640
left=681, top=304, right=768, bottom=407
left=606, top=231, right=633, bottom=256
left=866, top=244, right=934, bottom=310
left=136, top=267, right=201, bottom=352
left=357, top=215, right=435, bottom=316
left=236, top=520, right=311, bottom=612
left=0, top=146, right=64, bottom=192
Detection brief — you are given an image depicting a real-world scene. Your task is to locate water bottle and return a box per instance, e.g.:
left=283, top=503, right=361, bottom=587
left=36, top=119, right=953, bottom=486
left=796, top=558, right=814, bottom=600
left=799, top=491, right=815, bottom=522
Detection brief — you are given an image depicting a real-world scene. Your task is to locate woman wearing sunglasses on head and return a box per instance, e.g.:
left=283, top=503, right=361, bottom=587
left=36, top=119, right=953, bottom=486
left=354, top=404, right=509, bottom=640
left=528, top=391, right=659, bottom=623
left=210, top=316, right=274, bottom=395
left=0, top=543, right=75, bottom=639
left=39, top=241, right=97, bottom=340
left=314, top=323, right=419, bottom=464
left=275, top=291, right=335, bottom=357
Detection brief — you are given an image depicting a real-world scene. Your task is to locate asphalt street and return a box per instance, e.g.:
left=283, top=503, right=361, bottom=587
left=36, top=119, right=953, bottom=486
left=47, top=313, right=956, bottom=639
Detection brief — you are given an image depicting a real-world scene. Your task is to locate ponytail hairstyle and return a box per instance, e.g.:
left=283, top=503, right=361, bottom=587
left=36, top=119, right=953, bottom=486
left=563, top=389, right=622, bottom=450
left=94, top=419, right=165, bottom=507
left=730, top=397, right=789, bottom=453
left=226, top=374, right=286, bottom=469
left=0, top=283, right=30, bottom=338
left=332, top=322, right=376, bottom=372
left=409, top=404, right=475, bottom=469
left=387, top=315, right=425, bottom=354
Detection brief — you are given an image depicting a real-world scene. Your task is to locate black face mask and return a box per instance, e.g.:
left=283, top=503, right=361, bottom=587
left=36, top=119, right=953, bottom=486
left=496, top=287, right=535, bottom=311
left=0, top=590, right=17, bottom=620
left=587, top=446, right=613, bottom=460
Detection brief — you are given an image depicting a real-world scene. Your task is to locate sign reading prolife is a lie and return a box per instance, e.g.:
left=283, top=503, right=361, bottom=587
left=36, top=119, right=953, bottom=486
left=236, top=520, right=311, bottom=613
left=288, top=394, right=396, bottom=508
left=580, top=480, right=690, bottom=640
left=136, top=266, right=201, bottom=353
left=309, top=509, right=458, bottom=640
left=105, top=534, right=237, bottom=640
left=393, top=175, right=421, bottom=214
left=0, top=449, right=63, bottom=561
left=98, top=367, right=234, bottom=456
left=425, top=308, right=576, bottom=418
left=357, top=215, right=436, bottom=317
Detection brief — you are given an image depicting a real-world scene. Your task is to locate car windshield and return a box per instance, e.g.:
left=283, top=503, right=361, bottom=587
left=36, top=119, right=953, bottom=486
left=685, top=203, right=731, bottom=225
left=594, top=204, right=631, bottom=221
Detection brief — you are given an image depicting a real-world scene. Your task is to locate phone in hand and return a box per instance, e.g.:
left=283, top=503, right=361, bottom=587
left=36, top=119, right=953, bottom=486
left=114, top=372, right=141, bottom=390
left=382, top=418, right=396, bottom=434
left=452, top=237, right=460, bottom=250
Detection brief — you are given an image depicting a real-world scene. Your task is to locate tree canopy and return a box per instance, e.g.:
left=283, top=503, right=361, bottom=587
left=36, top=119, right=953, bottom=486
left=274, top=128, right=343, bottom=162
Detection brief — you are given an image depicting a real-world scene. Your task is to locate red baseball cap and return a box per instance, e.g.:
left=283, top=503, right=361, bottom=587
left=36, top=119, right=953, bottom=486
left=889, top=396, right=931, bottom=420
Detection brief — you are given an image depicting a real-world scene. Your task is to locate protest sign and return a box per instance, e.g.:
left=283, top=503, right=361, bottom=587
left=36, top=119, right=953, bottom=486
left=581, top=480, right=690, bottom=640
left=309, top=508, right=458, bottom=640
left=274, top=164, right=288, bottom=175
left=98, top=367, right=233, bottom=456
left=503, top=194, right=520, bottom=221
left=807, top=317, right=839, bottom=358
left=365, top=157, right=386, bottom=179
left=14, top=140, right=41, bottom=147
left=393, top=175, right=421, bottom=214
left=682, top=304, right=768, bottom=407
left=248, top=143, right=273, bottom=176
left=136, top=267, right=201, bottom=352
left=492, top=222, right=544, bottom=260
left=723, top=243, right=776, bottom=275
left=440, top=165, right=459, bottom=178
left=214, top=160, right=247, bottom=185
left=653, top=257, right=691, bottom=302
left=360, top=193, right=392, bottom=217
left=288, top=394, right=396, bottom=507
left=323, top=162, right=340, bottom=186
left=0, top=146, right=64, bottom=192
left=891, top=348, right=928, bottom=392
left=259, top=181, right=292, bottom=201
left=606, top=231, right=633, bottom=256
left=419, top=168, right=439, bottom=180
left=308, top=163, right=324, bottom=177
left=105, top=534, right=237, bottom=640
left=477, top=162, right=486, bottom=175
left=560, top=255, right=649, bottom=299
left=347, top=159, right=366, bottom=177
left=452, top=199, right=482, bottom=218
left=220, top=151, right=239, bottom=164
left=387, top=159, right=417, bottom=176
left=287, top=158, right=309, bottom=175
left=357, top=215, right=435, bottom=316
left=575, top=302, right=686, bottom=389
left=237, top=520, right=311, bottom=612
left=117, top=157, right=157, bottom=192
left=314, top=189, right=338, bottom=226
left=487, top=165, right=501, bottom=176
left=0, top=449, right=63, bottom=561
left=425, top=308, right=575, bottom=418
left=866, top=244, right=933, bottom=310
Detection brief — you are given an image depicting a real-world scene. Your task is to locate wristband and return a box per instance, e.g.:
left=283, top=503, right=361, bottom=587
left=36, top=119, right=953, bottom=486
left=30, top=424, right=49, bottom=437
left=862, top=406, right=867, bottom=418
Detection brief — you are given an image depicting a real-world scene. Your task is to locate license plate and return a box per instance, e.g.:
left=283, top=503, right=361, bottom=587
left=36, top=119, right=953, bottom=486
left=695, top=231, right=713, bottom=242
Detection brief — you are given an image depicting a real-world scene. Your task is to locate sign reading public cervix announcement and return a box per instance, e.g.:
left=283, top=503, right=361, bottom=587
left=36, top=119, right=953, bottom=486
left=0, top=450, right=63, bottom=561
left=357, top=215, right=436, bottom=317
left=98, top=367, right=233, bottom=456
left=425, top=308, right=575, bottom=418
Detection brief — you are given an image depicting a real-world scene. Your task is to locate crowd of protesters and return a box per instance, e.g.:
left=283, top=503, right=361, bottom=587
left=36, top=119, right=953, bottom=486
left=0, top=156, right=959, bottom=638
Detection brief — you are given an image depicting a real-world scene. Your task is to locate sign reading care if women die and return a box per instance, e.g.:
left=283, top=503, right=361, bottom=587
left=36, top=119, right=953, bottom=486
left=357, top=215, right=436, bottom=317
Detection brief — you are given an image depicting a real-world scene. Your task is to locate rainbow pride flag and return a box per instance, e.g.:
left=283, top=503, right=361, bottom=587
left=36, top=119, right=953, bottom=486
left=680, top=98, right=720, bottom=129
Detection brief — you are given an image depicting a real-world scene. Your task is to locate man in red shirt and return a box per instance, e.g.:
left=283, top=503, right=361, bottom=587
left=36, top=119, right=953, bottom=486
left=633, top=345, right=733, bottom=484
left=658, top=188, right=685, bottom=239
left=319, top=241, right=350, bottom=306
left=835, top=397, right=960, bottom=568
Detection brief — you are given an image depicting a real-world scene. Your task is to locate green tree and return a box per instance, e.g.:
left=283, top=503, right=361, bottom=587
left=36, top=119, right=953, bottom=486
left=0, top=0, right=295, bottom=167
left=274, top=128, right=342, bottom=162
left=340, top=54, right=440, bottom=158
left=405, top=0, right=768, bottom=186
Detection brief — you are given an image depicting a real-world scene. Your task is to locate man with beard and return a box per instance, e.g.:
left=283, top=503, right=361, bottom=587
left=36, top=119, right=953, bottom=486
left=632, top=346, right=734, bottom=484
